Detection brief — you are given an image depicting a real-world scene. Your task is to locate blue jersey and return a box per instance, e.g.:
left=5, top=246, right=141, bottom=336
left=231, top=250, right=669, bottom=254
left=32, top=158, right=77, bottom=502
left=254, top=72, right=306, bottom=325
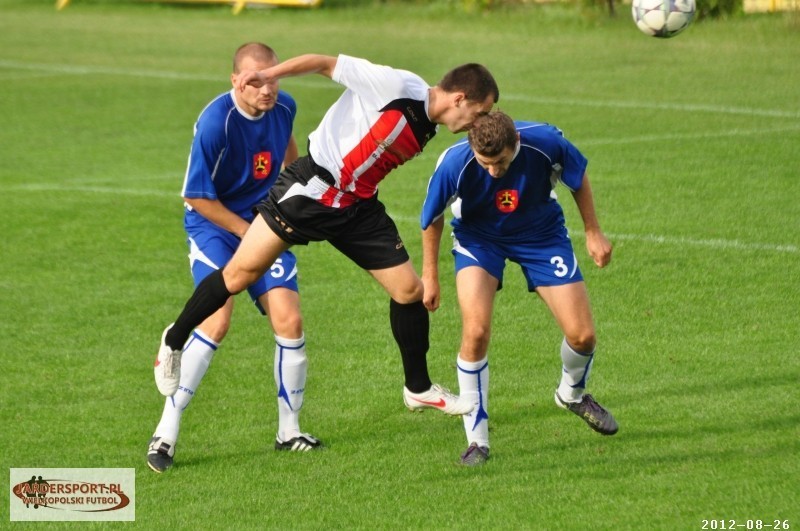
left=181, top=89, right=297, bottom=230
left=421, top=121, right=587, bottom=243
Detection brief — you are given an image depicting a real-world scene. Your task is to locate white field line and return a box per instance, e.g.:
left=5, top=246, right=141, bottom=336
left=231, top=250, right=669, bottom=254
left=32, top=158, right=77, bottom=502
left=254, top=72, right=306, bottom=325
left=6, top=183, right=180, bottom=198
left=2, top=59, right=799, bottom=119
left=5, top=186, right=798, bottom=254
left=594, top=231, right=798, bottom=254
left=385, top=214, right=797, bottom=254
left=576, top=125, right=800, bottom=146
left=502, top=94, right=800, bottom=120
left=0, top=59, right=334, bottom=89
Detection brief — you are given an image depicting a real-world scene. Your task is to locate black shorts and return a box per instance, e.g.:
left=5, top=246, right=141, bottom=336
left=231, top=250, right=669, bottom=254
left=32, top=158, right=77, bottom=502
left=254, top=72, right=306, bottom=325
left=255, top=155, right=410, bottom=271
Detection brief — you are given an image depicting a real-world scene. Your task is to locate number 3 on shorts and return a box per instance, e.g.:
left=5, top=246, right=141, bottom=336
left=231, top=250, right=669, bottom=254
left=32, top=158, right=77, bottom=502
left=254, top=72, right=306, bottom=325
left=550, top=255, right=568, bottom=278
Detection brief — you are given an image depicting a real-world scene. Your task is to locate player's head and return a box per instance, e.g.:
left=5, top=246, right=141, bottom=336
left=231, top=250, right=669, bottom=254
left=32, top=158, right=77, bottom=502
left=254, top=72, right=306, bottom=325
left=435, top=63, right=499, bottom=133
left=468, top=111, right=519, bottom=179
left=231, top=42, right=280, bottom=115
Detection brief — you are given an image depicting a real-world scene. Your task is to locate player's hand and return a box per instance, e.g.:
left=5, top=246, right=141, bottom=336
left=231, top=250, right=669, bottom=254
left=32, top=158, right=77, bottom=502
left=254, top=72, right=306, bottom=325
left=586, top=229, right=613, bottom=268
left=422, top=277, right=441, bottom=312
left=234, top=70, right=269, bottom=91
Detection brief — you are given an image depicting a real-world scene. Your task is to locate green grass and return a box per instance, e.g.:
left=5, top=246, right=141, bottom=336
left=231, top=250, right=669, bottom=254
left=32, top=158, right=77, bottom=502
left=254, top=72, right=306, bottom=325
left=1, top=0, right=799, bottom=528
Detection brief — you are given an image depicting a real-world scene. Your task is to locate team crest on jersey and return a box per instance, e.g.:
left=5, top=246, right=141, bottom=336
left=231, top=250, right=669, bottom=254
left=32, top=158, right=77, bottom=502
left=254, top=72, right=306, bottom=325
left=253, top=151, right=272, bottom=180
left=495, top=189, right=519, bottom=213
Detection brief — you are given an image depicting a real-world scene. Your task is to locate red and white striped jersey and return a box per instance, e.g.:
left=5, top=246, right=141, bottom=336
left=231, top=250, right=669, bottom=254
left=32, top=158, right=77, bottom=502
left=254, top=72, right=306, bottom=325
left=307, top=54, right=439, bottom=208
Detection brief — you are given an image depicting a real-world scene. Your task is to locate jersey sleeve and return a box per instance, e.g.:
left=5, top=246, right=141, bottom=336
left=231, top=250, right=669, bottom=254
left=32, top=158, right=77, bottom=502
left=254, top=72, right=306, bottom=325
left=548, top=125, right=587, bottom=191
left=420, top=146, right=462, bottom=229
left=181, top=103, right=228, bottom=200
left=557, top=137, right=588, bottom=191
left=332, top=54, right=428, bottom=109
left=518, top=122, right=588, bottom=192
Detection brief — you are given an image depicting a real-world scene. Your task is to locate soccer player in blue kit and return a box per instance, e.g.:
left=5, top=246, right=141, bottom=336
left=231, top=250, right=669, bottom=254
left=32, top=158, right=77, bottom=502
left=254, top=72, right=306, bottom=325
left=148, top=43, right=319, bottom=473
left=154, top=53, right=499, bottom=424
left=421, top=111, right=618, bottom=466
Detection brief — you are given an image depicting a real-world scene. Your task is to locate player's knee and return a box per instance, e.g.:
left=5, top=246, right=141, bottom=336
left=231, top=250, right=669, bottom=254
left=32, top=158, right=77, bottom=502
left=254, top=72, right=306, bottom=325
left=222, top=265, right=260, bottom=295
left=391, top=278, right=424, bottom=304
left=463, top=323, right=491, bottom=352
left=271, top=311, right=303, bottom=338
left=567, top=331, right=596, bottom=354
left=221, top=272, right=245, bottom=295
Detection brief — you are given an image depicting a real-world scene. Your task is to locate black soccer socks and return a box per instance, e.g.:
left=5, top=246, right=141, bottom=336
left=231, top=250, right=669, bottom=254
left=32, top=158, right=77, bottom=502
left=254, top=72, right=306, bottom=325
left=165, top=269, right=232, bottom=351
left=389, top=299, right=433, bottom=393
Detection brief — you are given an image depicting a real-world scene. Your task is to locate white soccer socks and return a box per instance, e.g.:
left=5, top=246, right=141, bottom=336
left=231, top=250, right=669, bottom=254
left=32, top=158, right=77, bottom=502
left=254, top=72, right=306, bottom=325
left=152, top=332, right=310, bottom=446
left=457, top=355, right=489, bottom=448
left=274, top=334, right=307, bottom=441
left=557, top=337, right=594, bottom=403
left=153, top=330, right=217, bottom=442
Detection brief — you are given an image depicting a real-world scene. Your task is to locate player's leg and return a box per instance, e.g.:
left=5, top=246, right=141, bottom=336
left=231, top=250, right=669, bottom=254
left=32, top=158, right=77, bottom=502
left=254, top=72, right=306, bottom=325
left=537, top=281, right=618, bottom=435
left=150, top=232, right=238, bottom=472
left=255, top=253, right=320, bottom=452
left=148, top=301, right=232, bottom=473
left=264, top=289, right=312, bottom=447
left=369, top=262, right=428, bottom=388
left=454, top=265, right=498, bottom=466
left=155, top=215, right=291, bottom=396
left=537, top=281, right=596, bottom=401
left=166, top=215, right=291, bottom=349
left=252, top=251, right=322, bottom=451
left=369, top=262, right=473, bottom=416
left=329, top=198, right=472, bottom=417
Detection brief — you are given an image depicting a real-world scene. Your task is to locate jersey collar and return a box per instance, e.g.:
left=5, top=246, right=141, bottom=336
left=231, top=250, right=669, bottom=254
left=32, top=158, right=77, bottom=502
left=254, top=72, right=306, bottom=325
left=230, top=89, right=265, bottom=121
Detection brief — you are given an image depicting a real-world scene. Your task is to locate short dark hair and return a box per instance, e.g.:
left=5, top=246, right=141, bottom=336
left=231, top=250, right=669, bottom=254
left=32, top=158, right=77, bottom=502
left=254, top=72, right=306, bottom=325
left=233, top=42, right=279, bottom=73
left=438, top=63, right=499, bottom=104
left=467, top=111, right=517, bottom=157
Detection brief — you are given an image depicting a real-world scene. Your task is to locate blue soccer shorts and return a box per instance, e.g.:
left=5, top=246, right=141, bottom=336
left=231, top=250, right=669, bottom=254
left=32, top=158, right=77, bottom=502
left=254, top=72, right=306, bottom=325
left=451, top=227, right=583, bottom=292
left=186, top=223, right=299, bottom=315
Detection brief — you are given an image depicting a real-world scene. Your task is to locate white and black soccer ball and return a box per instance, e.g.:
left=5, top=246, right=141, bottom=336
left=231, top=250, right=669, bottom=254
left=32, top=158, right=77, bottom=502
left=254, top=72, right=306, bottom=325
left=631, top=0, right=696, bottom=38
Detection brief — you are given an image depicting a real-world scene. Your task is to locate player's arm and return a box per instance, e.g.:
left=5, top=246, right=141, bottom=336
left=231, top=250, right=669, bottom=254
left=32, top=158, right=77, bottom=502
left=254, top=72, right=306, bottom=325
left=421, top=149, right=462, bottom=311
left=235, top=54, right=338, bottom=91
left=283, top=134, right=299, bottom=168
left=421, top=215, right=445, bottom=312
left=183, top=197, right=251, bottom=239
left=571, top=173, right=612, bottom=268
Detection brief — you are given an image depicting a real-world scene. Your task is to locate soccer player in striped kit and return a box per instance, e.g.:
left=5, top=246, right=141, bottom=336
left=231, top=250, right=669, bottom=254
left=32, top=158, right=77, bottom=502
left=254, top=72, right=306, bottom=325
left=148, top=43, right=319, bottom=473
left=154, top=54, right=499, bottom=426
left=420, top=111, right=618, bottom=466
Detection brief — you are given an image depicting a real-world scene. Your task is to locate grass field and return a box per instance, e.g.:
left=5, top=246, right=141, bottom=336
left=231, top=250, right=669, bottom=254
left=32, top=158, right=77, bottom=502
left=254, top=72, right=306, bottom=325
left=1, top=0, right=799, bottom=528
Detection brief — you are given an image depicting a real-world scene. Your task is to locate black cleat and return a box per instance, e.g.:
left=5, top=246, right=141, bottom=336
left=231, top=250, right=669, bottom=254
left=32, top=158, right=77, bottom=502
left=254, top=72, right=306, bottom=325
left=555, top=393, right=619, bottom=435
left=147, top=436, right=175, bottom=473
left=274, top=433, right=322, bottom=452
left=460, top=442, right=490, bottom=466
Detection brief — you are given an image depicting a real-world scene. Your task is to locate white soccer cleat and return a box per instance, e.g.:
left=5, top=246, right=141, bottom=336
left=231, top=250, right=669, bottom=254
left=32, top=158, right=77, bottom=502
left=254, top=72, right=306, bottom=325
left=403, top=383, right=475, bottom=416
left=154, top=324, right=182, bottom=397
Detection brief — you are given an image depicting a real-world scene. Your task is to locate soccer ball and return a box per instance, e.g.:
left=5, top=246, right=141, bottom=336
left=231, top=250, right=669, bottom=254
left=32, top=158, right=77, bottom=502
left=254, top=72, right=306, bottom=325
left=631, top=0, right=696, bottom=38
